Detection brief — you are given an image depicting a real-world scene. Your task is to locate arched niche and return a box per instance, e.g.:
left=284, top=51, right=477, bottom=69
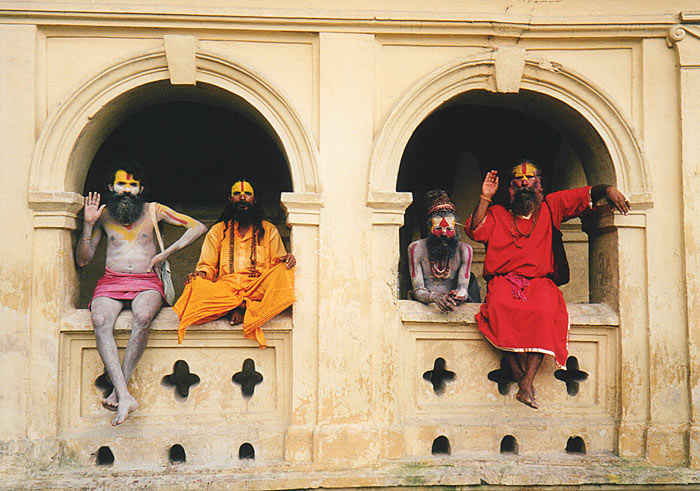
left=27, top=48, right=321, bottom=308
left=369, top=50, right=651, bottom=307
left=28, top=49, right=320, bottom=230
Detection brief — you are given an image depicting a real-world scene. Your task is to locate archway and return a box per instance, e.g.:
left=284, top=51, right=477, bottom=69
left=370, top=51, right=651, bottom=307
left=77, top=81, right=293, bottom=306
left=27, top=49, right=320, bottom=308
left=397, top=89, right=608, bottom=302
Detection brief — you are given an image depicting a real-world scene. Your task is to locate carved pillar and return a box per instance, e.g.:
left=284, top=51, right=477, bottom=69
left=667, top=19, right=700, bottom=467
left=368, top=191, right=412, bottom=460
left=588, top=211, right=650, bottom=458
left=280, top=192, right=322, bottom=462
left=26, top=191, right=82, bottom=461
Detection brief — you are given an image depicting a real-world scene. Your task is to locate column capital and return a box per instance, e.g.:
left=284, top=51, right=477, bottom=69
left=367, top=191, right=413, bottom=226
left=28, top=191, right=83, bottom=230
left=280, top=192, right=323, bottom=226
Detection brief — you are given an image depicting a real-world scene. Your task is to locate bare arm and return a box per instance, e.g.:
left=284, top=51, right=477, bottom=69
left=75, top=192, right=105, bottom=267
left=147, top=204, right=207, bottom=272
left=591, top=184, right=630, bottom=215
left=470, top=170, right=498, bottom=230
left=408, top=242, right=430, bottom=304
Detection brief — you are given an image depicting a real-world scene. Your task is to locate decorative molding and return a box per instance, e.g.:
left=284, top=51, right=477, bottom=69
left=164, top=34, right=197, bottom=85
left=493, top=46, right=525, bottom=94
left=666, top=24, right=700, bottom=66
left=369, top=51, right=652, bottom=207
left=29, top=48, right=320, bottom=209
left=367, top=191, right=413, bottom=226
left=280, top=192, right=323, bottom=226
left=28, top=191, right=83, bottom=229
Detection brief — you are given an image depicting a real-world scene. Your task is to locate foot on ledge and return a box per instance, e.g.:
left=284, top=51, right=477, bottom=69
left=101, top=390, right=118, bottom=412
left=111, top=395, right=138, bottom=426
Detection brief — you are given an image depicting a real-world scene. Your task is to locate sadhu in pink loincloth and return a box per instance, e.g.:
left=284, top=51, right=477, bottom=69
left=90, top=267, right=168, bottom=307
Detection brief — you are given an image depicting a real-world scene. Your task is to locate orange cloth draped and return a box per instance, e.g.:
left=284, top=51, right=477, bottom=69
left=173, top=220, right=295, bottom=347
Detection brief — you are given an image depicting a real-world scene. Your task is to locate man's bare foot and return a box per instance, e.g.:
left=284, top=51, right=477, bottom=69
left=111, top=395, right=138, bottom=426
left=515, top=389, right=539, bottom=409
left=101, top=390, right=118, bottom=412
left=229, top=305, right=246, bottom=325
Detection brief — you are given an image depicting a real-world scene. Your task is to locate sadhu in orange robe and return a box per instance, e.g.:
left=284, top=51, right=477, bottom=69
left=173, top=220, right=295, bottom=348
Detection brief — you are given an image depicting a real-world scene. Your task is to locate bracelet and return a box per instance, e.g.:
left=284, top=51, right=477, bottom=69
left=80, top=237, right=91, bottom=241
left=479, top=195, right=492, bottom=203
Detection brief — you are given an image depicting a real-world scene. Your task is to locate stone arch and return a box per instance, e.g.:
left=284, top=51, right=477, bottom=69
left=29, top=48, right=320, bottom=206
left=369, top=50, right=651, bottom=205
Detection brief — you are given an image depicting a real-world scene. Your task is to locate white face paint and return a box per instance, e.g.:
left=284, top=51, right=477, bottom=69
left=112, top=170, right=141, bottom=195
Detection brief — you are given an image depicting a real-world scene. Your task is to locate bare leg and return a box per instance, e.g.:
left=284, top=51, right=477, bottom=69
left=515, top=352, right=543, bottom=409
left=110, top=290, right=162, bottom=426
left=229, top=300, right=246, bottom=325
left=505, top=352, right=525, bottom=382
left=91, top=297, right=127, bottom=416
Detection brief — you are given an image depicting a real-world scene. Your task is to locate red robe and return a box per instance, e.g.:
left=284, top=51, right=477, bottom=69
left=465, top=187, right=592, bottom=367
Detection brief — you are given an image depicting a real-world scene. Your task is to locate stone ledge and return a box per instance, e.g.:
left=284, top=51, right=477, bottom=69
left=397, top=300, right=619, bottom=327
left=60, top=307, right=293, bottom=332
left=5, top=456, right=700, bottom=490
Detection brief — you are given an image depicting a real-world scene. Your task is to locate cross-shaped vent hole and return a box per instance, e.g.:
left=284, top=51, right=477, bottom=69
left=96, top=446, right=114, bottom=466
left=232, top=359, right=263, bottom=398
left=423, top=357, right=455, bottom=395
left=239, top=443, right=255, bottom=460
left=487, top=356, right=517, bottom=395
left=565, top=436, right=586, bottom=454
left=161, top=360, right=200, bottom=401
left=94, top=371, right=113, bottom=398
left=554, top=356, right=589, bottom=396
left=169, top=444, right=186, bottom=464
left=500, top=435, right=518, bottom=454
left=431, top=435, right=451, bottom=455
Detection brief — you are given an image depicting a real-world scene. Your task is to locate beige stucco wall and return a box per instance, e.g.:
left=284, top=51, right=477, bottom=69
left=2, top=1, right=700, bottom=487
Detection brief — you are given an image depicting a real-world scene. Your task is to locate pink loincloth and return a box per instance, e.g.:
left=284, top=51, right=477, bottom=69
left=90, top=267, right=167, bottom=307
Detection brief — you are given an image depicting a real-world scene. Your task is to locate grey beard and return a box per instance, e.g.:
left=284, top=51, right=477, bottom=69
left=426, top=234, right=459, bottom=262
left=106, top=192, right=144, bottom=224
left=510, top=188, right=538, bottom=217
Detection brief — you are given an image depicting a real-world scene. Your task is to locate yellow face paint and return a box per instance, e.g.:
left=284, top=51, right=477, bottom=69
left=511, top=162, right=538, bottom=180
left=113, top=169, right=141, bottom=194
left=231, top=180, right=254, bottom=198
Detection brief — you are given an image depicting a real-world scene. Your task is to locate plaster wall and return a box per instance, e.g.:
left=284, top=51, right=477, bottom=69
left=1, top=1, right=699, bottom=487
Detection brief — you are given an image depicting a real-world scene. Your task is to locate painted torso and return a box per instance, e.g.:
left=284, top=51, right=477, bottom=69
left=408, top=238, right=473, bottom=296
left=98, top=203, right=157, bottom=274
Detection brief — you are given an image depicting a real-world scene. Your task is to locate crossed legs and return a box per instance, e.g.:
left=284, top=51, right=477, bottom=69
left=91, top=290, right=162, bottom=425
left=505, top=351, right=543, bottom=409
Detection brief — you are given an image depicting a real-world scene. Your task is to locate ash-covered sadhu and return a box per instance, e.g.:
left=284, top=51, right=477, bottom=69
left=173, top=179, right=296, bottom=348
left=407, top=190, right=479, bottom=312
left=466, top=160, right=630, bottom=409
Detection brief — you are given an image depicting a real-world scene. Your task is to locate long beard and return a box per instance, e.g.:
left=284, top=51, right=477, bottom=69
left=510, top=187, right=540, bottom=217
left=106, top=191, right=144, bottom=224
left=231, top=203, right=253, bottom=227
left=426, top=235, right=459, bottom=262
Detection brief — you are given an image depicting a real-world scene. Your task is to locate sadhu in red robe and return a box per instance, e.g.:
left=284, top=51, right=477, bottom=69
left=465, top=187, right=592, bottom=367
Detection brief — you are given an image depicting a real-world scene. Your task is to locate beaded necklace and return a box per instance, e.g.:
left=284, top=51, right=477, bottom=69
left=229, top=221, right=262, bottom=277
left=510, top=206, right=540, bottom=249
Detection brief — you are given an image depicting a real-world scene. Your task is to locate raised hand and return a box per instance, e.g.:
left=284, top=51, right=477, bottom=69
left=482, top=170, right=499, bottom=199
left=84, top=192, right=105, bottom=225
left=606, top=187, right=630, bottom=215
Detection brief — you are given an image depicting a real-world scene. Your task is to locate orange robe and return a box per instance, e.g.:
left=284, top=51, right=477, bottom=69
left=173, top=220, right=295, bottom=347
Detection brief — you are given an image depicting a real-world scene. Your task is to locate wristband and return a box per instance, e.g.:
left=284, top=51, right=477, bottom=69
left=479, top=195, right=492, bottom=203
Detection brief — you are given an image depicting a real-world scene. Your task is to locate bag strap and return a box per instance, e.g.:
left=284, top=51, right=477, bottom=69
left=149, top=203, right=166, bottom=254
left=543, top=198, right=559, bottom=231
